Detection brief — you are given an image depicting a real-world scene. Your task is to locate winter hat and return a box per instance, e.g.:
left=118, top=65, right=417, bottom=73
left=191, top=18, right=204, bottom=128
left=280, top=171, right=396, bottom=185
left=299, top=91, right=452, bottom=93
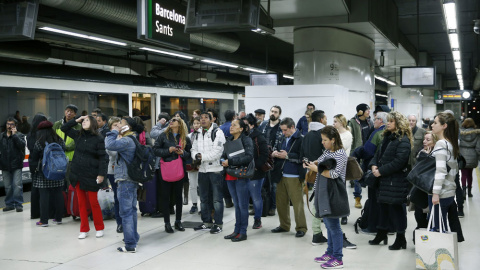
left=356, top=103, right=370, bottom=116
left=65, top=104, right=78, bottom=114
left=37, top=120, right=53, bottom=130
left=254, top=109, right=266, bottom=115
left=125, top=117, right=138, bottom=132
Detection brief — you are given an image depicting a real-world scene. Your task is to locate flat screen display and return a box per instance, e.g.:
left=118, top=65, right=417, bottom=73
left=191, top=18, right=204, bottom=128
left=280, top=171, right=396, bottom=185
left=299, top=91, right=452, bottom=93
left=250, top=73, right=278, bottom=86
left=400, top=66, right=436, bottom=87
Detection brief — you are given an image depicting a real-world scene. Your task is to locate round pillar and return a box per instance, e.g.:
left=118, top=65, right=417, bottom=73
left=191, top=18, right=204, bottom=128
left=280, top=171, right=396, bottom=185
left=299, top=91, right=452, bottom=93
left=294, top=27, right=375, bottom=113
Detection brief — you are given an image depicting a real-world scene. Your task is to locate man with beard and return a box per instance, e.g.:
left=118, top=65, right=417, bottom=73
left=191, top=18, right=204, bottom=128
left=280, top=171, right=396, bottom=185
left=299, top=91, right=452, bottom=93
left=258, top=105, right=283, bottom=216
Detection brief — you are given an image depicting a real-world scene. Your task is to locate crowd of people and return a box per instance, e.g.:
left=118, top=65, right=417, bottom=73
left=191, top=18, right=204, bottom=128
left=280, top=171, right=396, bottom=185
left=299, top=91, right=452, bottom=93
left=0, top=101, right=474, bottom=269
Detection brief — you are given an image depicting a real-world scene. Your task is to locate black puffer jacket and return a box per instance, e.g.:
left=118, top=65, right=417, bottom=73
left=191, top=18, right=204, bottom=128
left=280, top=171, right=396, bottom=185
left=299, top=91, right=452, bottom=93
left=222, top=133, right=254, bottom=168
left=369, top=131, right=411, bottom=204
left=153, top=132, right=192, bottom=181
left=249, top=128, right=269, bottom=180
left=0, top=132, right=26, bottom=171
left=61, top=119, right=108, bottom=192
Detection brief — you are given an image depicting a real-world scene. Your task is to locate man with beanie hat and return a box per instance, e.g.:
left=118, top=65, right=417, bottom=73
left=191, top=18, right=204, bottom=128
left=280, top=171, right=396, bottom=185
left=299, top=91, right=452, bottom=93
left=347, top=103, right=374, bottom=212
left=53, top=104, right=81, bottom=187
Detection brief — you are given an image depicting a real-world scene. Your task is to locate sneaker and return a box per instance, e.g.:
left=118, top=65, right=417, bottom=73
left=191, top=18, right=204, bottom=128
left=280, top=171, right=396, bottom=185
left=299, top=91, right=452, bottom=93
left=321, top=258, right=344, bottom=269
left=2, top=206, right=15, bottom=212
left=252, top=218, right=262, bottom=229
left=52, top=219, right=62, bottom=225
left=314, top=253, right=332, bottom=264
left=210, top=224, right=222, bottom=234
left=312, top=232, right=328, bottom=245
left=341, top=217, right=347, bottom=225
left=16, top=207, right=23, bottom=212
left=343, top=234, right=357, bottom=249
left=193, top=224, right=211, bottom=231
left=96, top=230, right=104, bottom=238
left=78, top=232, right=88, bottom=239
left=36, top=221, right=48, bottom=227
left=189, top=205, right=198, bottom=214
left=117, top=246, right=137, bottom=253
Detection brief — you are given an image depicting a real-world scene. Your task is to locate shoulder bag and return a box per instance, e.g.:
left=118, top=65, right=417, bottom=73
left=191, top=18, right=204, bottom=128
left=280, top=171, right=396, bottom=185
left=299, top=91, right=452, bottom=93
left=345, top=156, right=363, bottom=181
left=407, top=142, right=450, bottom=194
left=160, top=138, right=185, bottom=182
left=225, top=138, right=255, bottom=179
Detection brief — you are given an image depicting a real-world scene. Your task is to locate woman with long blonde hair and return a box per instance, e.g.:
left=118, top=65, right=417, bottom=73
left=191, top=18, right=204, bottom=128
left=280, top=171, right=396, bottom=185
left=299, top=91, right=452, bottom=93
left=368, top=111, right=412, bottom=250
left=333, top=114, right=352, bottom=154
left=153, top=116, right=192, bottom=233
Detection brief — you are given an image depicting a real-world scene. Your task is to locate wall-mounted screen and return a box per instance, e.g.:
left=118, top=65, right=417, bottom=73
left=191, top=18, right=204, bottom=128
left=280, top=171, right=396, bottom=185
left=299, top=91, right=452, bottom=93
left=400, top=66, right=436, bottom=88
left=250, top=73, right=278, bottom=86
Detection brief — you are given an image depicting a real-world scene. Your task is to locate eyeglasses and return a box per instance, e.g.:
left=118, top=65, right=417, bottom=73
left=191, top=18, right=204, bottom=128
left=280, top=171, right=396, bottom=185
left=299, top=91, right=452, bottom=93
left=6, top=123, right=15, bottom=126
left=171, top=119, right=178, bottom=122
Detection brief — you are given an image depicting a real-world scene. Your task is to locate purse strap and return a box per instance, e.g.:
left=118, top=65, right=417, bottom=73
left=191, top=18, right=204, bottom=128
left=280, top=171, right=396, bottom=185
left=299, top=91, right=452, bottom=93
left=280, top=139, right=296, bottom=170
left=303, top=185, right=320, bottom=219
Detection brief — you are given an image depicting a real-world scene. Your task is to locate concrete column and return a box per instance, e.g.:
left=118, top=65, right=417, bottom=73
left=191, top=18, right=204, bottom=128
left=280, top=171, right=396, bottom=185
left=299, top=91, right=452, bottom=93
left=294, top=27, right=375, bottom=115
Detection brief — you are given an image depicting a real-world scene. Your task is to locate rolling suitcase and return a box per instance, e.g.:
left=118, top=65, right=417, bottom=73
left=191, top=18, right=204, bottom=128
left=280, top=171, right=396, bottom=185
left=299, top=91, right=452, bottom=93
left=139, top=175, right=157, bottom=216
left=67, top=185, right=91, bottom=220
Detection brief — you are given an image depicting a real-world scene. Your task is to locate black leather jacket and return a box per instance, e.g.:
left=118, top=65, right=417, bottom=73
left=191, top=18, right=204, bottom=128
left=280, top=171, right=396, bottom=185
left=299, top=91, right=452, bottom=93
left=0, top=132, right=26, bottom=171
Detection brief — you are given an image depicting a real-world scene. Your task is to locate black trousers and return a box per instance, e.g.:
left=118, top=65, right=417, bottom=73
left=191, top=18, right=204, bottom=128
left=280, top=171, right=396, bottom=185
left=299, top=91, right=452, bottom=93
left=161, top=179, right=183, bottom=224
left=31, top=186, right=41, bottom=219
left=454, top=173, right=464, bottom=210
left=414, top=205, right=428, bottom=229
left=378, top=203, right=407, bottom=233
left=39, top=186, right=64, bottom=224
left=366, top=186, right=380, bottom=232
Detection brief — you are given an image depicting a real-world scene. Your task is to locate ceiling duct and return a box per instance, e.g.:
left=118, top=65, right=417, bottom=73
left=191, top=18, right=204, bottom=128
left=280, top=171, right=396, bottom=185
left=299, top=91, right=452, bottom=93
left=0, top=41, right=50, bottom=61
left=39, top=0, right=240, bottom=53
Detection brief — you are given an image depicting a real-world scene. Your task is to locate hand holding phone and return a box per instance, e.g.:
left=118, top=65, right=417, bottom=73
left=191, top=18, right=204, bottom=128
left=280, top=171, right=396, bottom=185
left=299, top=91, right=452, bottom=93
left=120, top=126, right=130, bottom=133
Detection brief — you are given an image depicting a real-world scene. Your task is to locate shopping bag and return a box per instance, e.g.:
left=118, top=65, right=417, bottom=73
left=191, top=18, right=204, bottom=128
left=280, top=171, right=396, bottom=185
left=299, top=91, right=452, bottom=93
left=98, top=188, right=115, bottom=220
left=415, top=203, right=458, bottom=270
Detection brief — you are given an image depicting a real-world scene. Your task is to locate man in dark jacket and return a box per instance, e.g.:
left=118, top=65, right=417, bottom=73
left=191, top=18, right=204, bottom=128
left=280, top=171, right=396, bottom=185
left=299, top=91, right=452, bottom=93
left=258, top=105, right=283, bottom=216
left=96, top=113, right=109, bottom=138
left=348, top=103, right=374, bottom=209
left=270, top=117, right=307, bottom=238
left=1, top=117, right=26, bottom=212
left=300, top=110, right=326, bottom=245
left=296, top=103, right=315, bottom=135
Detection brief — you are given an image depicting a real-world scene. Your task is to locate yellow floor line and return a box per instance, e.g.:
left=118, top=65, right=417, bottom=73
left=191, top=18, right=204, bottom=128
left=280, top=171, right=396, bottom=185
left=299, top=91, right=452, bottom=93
left=476, top=167, right=480, bottom=192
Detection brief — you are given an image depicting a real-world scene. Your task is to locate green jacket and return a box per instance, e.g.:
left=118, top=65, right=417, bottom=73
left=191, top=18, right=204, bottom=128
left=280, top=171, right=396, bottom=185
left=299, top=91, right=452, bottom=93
left=53, top=118, right=81, bottom=161
left=347, top=115, right=373, bottom=155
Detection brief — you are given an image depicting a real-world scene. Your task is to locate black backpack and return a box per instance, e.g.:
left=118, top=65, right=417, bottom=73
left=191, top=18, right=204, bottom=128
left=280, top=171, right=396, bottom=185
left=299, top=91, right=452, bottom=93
left=354, top=198, right=370, bottom=234
left=121, top=135, right=156, bottom=184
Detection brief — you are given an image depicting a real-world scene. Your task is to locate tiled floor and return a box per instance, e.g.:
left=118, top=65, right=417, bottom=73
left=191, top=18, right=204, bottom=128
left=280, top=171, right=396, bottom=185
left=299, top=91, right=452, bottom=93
left=1, top=172, right=478, bottom=270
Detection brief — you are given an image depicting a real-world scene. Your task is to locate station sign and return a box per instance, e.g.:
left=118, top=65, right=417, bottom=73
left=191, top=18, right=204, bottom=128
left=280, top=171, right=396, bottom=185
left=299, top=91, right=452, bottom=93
left=137, top=0, right=190, bottom=50
left=435, top=90, right=473, bottom=101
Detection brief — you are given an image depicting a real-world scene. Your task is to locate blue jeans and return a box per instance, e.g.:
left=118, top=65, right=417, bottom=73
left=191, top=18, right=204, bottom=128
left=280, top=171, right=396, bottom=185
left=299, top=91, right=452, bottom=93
left=247, top=178, right=264, bottom=220
left=3, top=169, right=23, bottom=208
left=108, top=175, right=122, bottom=226
left=227, top=179, right=250, bottom=235
left=428, top=196, right=454, bottom=232
left=198, top=172, right=224, bottom=225
left=323, top=217, right=343, bottom=261
left=353, top=179, right=362, bottom=199
left=117, top=181, right=140, bottom=249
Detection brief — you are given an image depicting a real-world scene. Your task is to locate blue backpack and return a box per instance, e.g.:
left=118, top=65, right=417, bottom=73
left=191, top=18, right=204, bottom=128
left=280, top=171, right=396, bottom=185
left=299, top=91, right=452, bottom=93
left=42, top=142, right=68, bottom=181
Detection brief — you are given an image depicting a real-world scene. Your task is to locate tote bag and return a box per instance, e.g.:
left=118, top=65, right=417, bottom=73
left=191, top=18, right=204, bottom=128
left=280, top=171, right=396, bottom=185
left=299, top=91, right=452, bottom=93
left=160, top=139, right=185, bottom=182
left=415, top=204, right=459, bottom=270
left=407, top=147, right=450, bottom=194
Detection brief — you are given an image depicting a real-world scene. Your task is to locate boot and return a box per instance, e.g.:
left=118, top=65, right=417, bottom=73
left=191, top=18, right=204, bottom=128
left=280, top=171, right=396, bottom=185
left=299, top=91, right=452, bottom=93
left=355, top=197, right=362, bottom=209
left=369, top=229, right=388, bottom=245
left=388, top=232, right=407, bottom=250
left=468, top=187, right=473, bottom=197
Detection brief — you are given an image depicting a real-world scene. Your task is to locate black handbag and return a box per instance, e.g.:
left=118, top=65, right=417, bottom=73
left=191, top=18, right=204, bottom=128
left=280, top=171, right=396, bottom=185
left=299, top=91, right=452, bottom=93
left=226, top=160, right=255, bottom=179
left=407, top=186, right=428, bottom=209
left=406, top=146, right=450, bottom=194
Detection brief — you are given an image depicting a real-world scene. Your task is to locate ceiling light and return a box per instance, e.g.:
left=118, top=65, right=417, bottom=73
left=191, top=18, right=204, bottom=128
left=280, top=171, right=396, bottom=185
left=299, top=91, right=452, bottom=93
left=454, top=61, right=461, bottom=69
left=201, top=59, right=238, bottom=68
left=375, top=93, right=388, bottom=98
left=283, top=75, right=294, bottom=80
left=448, top=33, right=459, bottom=49
left=39, top=26, right=127, bottom=46
left=452, top=50, right=461, bottom=60
left=456, top=69, right=462, bottom=76
left=374, top=74, right=397, bottom=86
left=244, top=67, right=266, bottom=73
left=443, top=2, right=457, bottom=30
left=139, top=47, right=193, bottom=59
